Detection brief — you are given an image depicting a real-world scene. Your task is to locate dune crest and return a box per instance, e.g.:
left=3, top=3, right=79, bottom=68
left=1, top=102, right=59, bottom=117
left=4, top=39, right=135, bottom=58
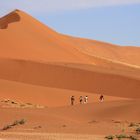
left=0, top=10, right=20, bottom=29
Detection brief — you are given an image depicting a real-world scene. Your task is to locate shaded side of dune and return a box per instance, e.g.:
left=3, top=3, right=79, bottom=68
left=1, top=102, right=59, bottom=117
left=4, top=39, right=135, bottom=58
left=0, top=10, right=20, bottom=29
left=0, top=58, right=140, bottom=99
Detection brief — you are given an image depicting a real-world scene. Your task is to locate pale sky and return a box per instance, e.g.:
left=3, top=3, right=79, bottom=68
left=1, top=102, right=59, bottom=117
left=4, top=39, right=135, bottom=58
left=0, top=0, right=140, bottom=46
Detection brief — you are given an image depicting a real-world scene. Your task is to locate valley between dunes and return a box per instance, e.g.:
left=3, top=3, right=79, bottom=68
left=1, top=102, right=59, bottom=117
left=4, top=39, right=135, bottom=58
left=0, top=10, right=140, bottom=139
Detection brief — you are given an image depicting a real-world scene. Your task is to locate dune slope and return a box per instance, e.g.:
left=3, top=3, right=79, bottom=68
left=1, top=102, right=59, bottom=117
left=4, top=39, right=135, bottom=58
left=0, top=58, right=140, bottom=99
left=0, top=9, right=140, bottom=106
left=0, top=10, right=140, bottom=139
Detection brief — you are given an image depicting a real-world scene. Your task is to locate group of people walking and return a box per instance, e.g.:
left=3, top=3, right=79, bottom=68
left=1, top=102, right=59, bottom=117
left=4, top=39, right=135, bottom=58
left=70, top=95, right=104, bottom=106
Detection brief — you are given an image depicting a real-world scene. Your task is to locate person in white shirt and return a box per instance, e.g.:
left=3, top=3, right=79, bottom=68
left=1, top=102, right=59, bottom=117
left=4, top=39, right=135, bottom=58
left=84, top=96, right=88, bottom=104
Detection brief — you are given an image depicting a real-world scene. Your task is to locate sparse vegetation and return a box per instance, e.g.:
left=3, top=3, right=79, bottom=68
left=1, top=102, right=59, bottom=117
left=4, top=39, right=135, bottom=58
left=2, top=125, right=12, bottom=131
left=136, top=127, right=140, bottom=134
left=1, top=119, right=26, bottom=131
left=105, top=135, right=114, bottom=139
left=121, top=128, right=125, bottom=133
left=129, top=135, right=138, bottom=140
left=18, top=119, right=26, bottom=125
left=0, top=99, right=45, bottom=108
left=129, top=122, right=139, bottom=127
left=105, top=134, right=139, bottom=140
left=11, top=120, right=19, bottom=126
left=116, top=134, right=129, bottom=139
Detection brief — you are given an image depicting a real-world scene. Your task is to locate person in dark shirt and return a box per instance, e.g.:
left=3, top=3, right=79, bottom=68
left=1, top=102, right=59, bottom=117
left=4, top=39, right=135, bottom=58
left=79, top=96, right=83, bottom=104
left=99, top=95, right=104, bottom=102
left=71, top=96, right=75, bottom=106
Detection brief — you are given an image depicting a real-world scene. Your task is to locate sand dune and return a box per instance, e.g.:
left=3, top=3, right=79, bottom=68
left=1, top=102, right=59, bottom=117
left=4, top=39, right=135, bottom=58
left=64, top=36, right=140, bottom=66
left=0, top=58, right=140, bottom=100
left=0, top=9, right=140, bottom=139
left=0, top=10, right=89, bottom=64
left=0, top=10, right=140, bottom=65
left=0, top=79, right=128, bottom=107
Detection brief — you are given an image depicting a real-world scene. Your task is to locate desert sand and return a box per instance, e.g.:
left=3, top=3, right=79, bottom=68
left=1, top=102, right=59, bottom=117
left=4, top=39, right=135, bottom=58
left=0, top=10, right=140, bottom=139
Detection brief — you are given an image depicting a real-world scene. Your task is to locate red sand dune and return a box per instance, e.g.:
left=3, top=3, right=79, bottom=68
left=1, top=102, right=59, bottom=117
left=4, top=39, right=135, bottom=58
left=0, top=10, right=140, bottom=138
left=0, top=58, right=140, bottom=101
left=0, top=9, right=140, bottom=106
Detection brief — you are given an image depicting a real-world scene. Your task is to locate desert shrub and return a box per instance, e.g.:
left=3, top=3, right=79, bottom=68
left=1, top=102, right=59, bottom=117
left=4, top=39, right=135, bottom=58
left=129, top=135, right=138, bottom=140
left=2, top=125, right=12, bottom=131
left=136, top=127, right=140, bottom=134
left=18, top=119, right=26, bottom=125
left=1, top=119, right=26, bottom=131
left=116, top=134, right=129, bottom=139
left=129, top=123, right=139, bottom=127
left=11, top=120, right=19, bottom=126
left=10, top=119, right=26, bottom=126
left=105, top=135, right=114, bottom=139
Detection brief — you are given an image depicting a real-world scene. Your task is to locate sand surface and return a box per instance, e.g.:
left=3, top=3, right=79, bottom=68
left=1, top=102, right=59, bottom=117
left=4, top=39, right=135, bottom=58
left=0, top=10, right=140, bottom=139
left=0, top=132, right=104, bottom=140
